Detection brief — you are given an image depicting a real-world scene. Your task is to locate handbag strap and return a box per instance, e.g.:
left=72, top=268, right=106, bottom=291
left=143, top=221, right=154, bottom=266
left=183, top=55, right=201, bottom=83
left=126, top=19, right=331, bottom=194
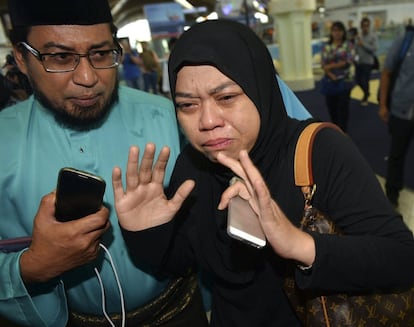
left=393, top=28, right=414, bottom=80
left=294, top=122, right=341, bottom=191
left=293, top=122, right=342, bottom=327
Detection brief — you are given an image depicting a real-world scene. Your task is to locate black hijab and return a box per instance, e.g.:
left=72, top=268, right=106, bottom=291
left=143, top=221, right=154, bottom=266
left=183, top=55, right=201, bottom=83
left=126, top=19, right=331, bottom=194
left=169, top=19, right=304, bottom=174
left=167, top=19, right=310, bottom=284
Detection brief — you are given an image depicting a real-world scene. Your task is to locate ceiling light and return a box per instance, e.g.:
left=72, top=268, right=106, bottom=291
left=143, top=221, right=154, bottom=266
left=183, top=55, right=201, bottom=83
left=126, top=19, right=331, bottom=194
left=207, top=12, right=218, bottom=20
left=174, top=0, right=194, bottom=10
left=254, top=12, right=269, bottom=24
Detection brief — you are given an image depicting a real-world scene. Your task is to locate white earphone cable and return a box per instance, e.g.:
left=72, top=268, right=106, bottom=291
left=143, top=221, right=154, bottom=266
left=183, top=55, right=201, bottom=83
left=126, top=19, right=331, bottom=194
left=94, top=243, right=126, bottom=327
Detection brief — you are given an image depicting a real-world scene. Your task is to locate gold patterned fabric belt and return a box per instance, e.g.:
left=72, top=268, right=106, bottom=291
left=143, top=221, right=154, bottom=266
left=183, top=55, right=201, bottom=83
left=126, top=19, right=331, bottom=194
left=67, top=273, right=199, bottom=327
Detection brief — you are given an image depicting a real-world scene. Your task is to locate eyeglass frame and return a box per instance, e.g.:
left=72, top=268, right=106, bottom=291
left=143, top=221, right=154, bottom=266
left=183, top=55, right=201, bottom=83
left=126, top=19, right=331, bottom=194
left=18, top=41, right=123, bottom=73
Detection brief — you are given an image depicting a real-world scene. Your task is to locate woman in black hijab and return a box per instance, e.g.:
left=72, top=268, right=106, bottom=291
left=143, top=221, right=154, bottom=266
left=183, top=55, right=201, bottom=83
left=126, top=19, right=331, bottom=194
left=114, top=20, right=414, bottom=326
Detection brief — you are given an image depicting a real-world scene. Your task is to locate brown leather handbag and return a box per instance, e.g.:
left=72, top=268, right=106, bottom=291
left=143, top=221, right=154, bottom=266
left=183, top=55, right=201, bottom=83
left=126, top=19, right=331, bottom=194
left=284, top=122, right=414, bottom=327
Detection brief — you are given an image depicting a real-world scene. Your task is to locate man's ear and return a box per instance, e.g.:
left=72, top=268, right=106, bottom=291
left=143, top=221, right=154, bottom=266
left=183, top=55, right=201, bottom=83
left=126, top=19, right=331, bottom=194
left=12, top=46, right=28, bottom=75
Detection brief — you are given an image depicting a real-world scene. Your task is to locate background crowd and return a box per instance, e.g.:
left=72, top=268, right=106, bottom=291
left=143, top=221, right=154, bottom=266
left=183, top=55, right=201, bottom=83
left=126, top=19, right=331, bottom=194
left=0, top=52, right=32, bottom=110
left=0, top=0, right=413, bottom=324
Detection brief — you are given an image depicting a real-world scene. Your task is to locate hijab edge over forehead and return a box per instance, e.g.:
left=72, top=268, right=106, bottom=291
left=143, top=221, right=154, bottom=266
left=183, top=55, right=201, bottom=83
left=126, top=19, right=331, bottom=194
left=169, top=20, right=278, bottom=107
left=169, top=19, right=293, bottom=172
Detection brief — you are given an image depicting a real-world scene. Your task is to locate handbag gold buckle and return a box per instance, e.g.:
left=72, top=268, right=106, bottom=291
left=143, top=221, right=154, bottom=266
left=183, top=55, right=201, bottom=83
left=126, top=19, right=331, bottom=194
left=302, top=184, right=316, bottom=207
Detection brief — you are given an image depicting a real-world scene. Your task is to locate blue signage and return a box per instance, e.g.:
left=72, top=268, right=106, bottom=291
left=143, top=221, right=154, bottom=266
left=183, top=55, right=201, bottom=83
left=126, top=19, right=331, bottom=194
left=144, top=3, right=185, bottom=37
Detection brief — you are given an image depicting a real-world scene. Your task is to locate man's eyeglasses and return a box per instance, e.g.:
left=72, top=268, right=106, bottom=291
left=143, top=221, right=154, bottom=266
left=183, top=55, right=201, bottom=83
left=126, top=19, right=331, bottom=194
left=19, top=42, right=122, bottom=73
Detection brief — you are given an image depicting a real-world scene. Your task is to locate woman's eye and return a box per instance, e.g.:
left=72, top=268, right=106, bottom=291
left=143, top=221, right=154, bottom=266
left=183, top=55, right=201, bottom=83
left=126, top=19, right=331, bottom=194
left=218, top=93, right=238, bottom=103
left=176, top=102, right=196, bottom=111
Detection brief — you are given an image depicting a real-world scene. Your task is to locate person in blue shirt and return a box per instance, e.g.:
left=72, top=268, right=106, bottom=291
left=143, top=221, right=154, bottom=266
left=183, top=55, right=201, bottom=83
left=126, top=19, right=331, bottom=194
left=119, top=37, right=143, bottom=90
left=354, top=17, right=378, bottom=106
left=378, top=24, right=414, bottom=208
left=0, top=0, right=209, bottom=326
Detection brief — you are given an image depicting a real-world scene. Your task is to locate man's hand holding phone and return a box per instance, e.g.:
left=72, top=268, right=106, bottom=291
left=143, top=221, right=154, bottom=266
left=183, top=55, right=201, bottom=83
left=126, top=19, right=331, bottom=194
left=19, top=169, right=110, bottom=284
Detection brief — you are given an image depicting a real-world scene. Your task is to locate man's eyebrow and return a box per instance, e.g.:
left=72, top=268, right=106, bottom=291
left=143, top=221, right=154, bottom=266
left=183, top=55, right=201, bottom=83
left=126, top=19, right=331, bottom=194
left=43, top=40, right=115, bottom=52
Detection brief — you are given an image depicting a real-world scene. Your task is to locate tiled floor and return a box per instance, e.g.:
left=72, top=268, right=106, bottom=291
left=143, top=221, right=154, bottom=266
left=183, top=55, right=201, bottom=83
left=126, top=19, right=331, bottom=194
left=377, top=176, right=414, bottom=232
left=350, top=79, right=414, bottom=232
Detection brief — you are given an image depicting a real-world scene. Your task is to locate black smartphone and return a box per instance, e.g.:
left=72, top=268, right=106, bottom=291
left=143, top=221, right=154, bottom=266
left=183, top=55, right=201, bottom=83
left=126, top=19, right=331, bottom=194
left=227, top=195, right=266, bottom=249
left=55, top=167, right=106, bottom=222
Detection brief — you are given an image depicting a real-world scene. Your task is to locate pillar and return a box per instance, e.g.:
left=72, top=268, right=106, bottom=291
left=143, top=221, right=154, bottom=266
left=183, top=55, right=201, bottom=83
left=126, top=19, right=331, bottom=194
left=268, top=0, right=316, bottom=91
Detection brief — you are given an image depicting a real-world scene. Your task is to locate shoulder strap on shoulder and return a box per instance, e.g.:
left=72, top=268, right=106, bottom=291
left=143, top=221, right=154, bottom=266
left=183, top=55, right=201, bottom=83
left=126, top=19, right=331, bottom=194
left=294, top=122, right=341, bottom=187
left=399, top=29, right=414, bottom=60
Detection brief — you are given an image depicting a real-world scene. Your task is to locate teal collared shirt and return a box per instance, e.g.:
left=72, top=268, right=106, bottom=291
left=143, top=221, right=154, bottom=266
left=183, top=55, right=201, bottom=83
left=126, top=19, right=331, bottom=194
left=0, top=79, right=311, bottom=326
left=0, top=86, right=180, bottom=326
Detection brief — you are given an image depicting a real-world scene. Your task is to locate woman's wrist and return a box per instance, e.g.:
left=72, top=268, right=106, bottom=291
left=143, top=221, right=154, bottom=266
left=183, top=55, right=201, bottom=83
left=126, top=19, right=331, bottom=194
left=291, top=230, right=316, bottom=267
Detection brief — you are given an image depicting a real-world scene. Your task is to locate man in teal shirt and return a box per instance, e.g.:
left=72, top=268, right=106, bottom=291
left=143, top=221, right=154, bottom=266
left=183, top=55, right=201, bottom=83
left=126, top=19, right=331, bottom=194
left=0, top=1, right=312, bottom=326
left=0, top=0, right=208, bottom=326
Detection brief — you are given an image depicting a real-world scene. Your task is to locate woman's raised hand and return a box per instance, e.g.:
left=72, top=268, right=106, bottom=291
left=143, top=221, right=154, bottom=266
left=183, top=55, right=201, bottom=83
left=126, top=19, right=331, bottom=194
left=112, top=144, right=195, bottom=231
left=217, top=150, right=315, bottom=266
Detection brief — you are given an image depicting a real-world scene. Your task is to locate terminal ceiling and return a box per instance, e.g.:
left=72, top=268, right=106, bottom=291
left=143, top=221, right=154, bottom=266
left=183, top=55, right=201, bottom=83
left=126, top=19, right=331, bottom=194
left=0, top=0, right=330, bottom=31
left=0, top=0, right=217, bottom=30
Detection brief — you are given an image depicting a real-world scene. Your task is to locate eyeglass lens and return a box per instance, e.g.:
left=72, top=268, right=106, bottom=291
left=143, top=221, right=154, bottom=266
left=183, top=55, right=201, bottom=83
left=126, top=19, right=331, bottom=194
left=42, top=50, right=120, bottom=72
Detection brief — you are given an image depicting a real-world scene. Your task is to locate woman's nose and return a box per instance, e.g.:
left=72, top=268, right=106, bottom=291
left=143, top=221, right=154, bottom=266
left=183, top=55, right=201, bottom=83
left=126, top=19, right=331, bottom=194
left=199, top=102, right=225, bottom=131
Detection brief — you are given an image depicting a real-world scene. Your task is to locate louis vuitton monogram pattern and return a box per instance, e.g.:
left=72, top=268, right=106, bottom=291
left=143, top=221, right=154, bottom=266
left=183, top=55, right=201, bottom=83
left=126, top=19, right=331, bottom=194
left=284, top=122, right=414, bottom=327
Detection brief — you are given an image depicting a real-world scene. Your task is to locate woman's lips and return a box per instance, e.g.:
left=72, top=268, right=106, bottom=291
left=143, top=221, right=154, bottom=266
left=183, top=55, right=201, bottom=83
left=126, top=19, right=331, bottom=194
left=203, top=138, right=232, bottom=150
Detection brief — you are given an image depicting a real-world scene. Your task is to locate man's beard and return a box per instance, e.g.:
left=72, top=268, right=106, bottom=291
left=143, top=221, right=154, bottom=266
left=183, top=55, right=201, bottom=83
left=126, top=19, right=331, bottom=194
left=31, top=79, right=119, bottom=131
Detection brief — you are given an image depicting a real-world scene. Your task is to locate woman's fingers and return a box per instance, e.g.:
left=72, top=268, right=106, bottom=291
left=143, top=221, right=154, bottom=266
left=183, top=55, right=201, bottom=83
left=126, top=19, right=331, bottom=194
left=124, top=144, right=170, bottom=191
left=138, top=143, right=156, bottom=184
left=169, top=179, right=195, bottom=210
left=112, top=166, right=124, bottom=201
left=216, top=151, right=255, bottom=196
left=152, top=146, right=170, bottom=184
left=238, top=151, right=277, bottom=221
left=217, top=150, right=273, bottom=217
left=126, top=146, right=140, bottom=190
left=216, top=152, right=247, bottom=180
left=238, top=150, right=265, bottom=191
left=218, top=180, right=250, bottom=210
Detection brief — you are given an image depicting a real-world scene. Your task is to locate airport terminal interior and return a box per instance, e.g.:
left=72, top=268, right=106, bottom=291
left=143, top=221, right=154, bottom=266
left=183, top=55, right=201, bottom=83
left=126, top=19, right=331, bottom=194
left=0, top=1, right=414, bottom=325
left=0, top=0, right=413, bottom=231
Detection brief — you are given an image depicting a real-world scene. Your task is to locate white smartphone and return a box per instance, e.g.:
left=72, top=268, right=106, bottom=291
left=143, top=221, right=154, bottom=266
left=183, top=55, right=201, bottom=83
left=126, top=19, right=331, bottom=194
left=227, top=195, right=266, bottom=248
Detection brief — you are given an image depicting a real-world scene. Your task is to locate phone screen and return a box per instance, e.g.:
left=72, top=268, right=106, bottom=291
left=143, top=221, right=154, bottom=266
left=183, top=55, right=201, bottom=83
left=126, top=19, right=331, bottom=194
left=55, top=167, right=106, bottom=222
left=227, top=195, right=266, bottom=248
